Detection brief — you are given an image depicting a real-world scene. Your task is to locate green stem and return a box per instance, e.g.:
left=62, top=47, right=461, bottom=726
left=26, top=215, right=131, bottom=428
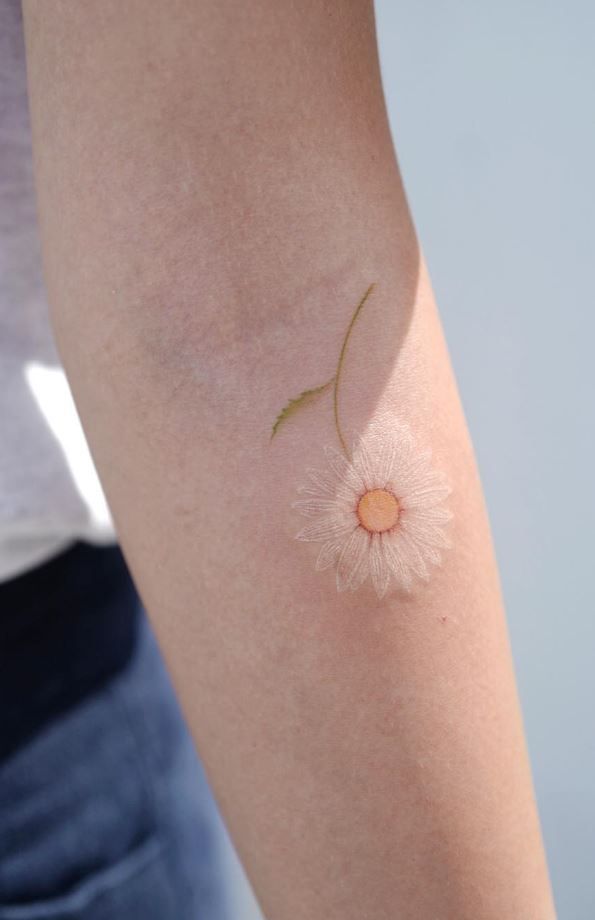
left=333, top=282, right=375, bottom=458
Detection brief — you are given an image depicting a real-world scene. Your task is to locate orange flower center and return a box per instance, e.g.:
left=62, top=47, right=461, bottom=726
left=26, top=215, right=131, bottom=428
left=357, top=488, right=400, bottom=533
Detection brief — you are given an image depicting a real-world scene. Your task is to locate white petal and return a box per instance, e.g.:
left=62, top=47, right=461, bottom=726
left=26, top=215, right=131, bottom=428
left=333, top=476, right=362, bottom=505
left=359, top=427, right=414, bottom=488
left=298, top=463, right=360, bottom=508
left=418, top=544, right=442, bottom=566
left=316, top=540, right=343, bottom=571
left=293, top=497, right=352, bottom=518
left=414, top=506, right=453, bottom=526
left=402, top=483, right=451, bottom=509
left=401, top=516, right=451, bottom=550
left=324, top=445, right=364, bottom=490
left=369, top=535, right=391, bottom=599
left=382, top=535, right=413, bottom=591
left=390, top=425, right=416, bottom=469
left=351, top=440, right=377, bottom=490
left=349, top=552, right=369, bottom=592
left=376, top=437, right=399, bottom=488
left=394, top=531, right=431, bottom=581
left=336, top=527, right=370, bottom=592
left=431, top=550, right=443, bottom=567
left=299, top=467, right=338, bottom=497
left=392, top=458, right=437, bottom=493
left=296, top=515, right=356, bottom=542
left=399, top=446, right=432, bottom=476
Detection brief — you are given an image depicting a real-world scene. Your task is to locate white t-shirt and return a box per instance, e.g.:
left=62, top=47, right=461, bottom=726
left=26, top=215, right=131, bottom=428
left=0, top=0, right=115, bottom=580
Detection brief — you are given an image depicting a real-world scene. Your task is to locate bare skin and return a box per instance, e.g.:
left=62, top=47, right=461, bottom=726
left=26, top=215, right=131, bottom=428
left=23, top=2, right=556, bottom=917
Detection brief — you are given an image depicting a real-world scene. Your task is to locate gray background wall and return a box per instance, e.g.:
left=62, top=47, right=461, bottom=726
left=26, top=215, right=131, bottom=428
left=377, top=1, right=595, bottom=917
left=227, top=3, right=594, bottom=916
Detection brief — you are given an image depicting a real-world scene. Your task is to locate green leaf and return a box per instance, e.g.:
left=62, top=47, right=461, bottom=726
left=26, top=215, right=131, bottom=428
left=271, top=378, right=334, bottom=440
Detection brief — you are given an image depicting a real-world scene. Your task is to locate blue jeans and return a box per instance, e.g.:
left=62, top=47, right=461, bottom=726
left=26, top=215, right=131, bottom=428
left=0, top=542, right=230, bottom=920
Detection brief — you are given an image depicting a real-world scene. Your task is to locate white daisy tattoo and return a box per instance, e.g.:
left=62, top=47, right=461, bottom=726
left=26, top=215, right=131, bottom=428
left=271, top=283, right=452, bottom=598
left=293, top=426, right=452, bottom=598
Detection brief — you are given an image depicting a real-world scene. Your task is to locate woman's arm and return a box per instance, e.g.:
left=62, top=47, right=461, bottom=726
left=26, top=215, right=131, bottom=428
left=23, top=2, right=555, bottom=917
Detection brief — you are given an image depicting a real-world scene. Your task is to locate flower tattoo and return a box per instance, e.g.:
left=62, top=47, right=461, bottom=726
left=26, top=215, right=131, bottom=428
left=271, top=284, right=452, bottom=598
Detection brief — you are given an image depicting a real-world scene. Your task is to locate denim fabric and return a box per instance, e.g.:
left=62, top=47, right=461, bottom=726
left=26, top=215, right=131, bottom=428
left=0, top=543, right=230, bottom=920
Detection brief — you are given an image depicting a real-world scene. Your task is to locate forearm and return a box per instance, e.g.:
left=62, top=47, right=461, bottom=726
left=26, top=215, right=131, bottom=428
left=24, top=2, right=555, bottom=917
